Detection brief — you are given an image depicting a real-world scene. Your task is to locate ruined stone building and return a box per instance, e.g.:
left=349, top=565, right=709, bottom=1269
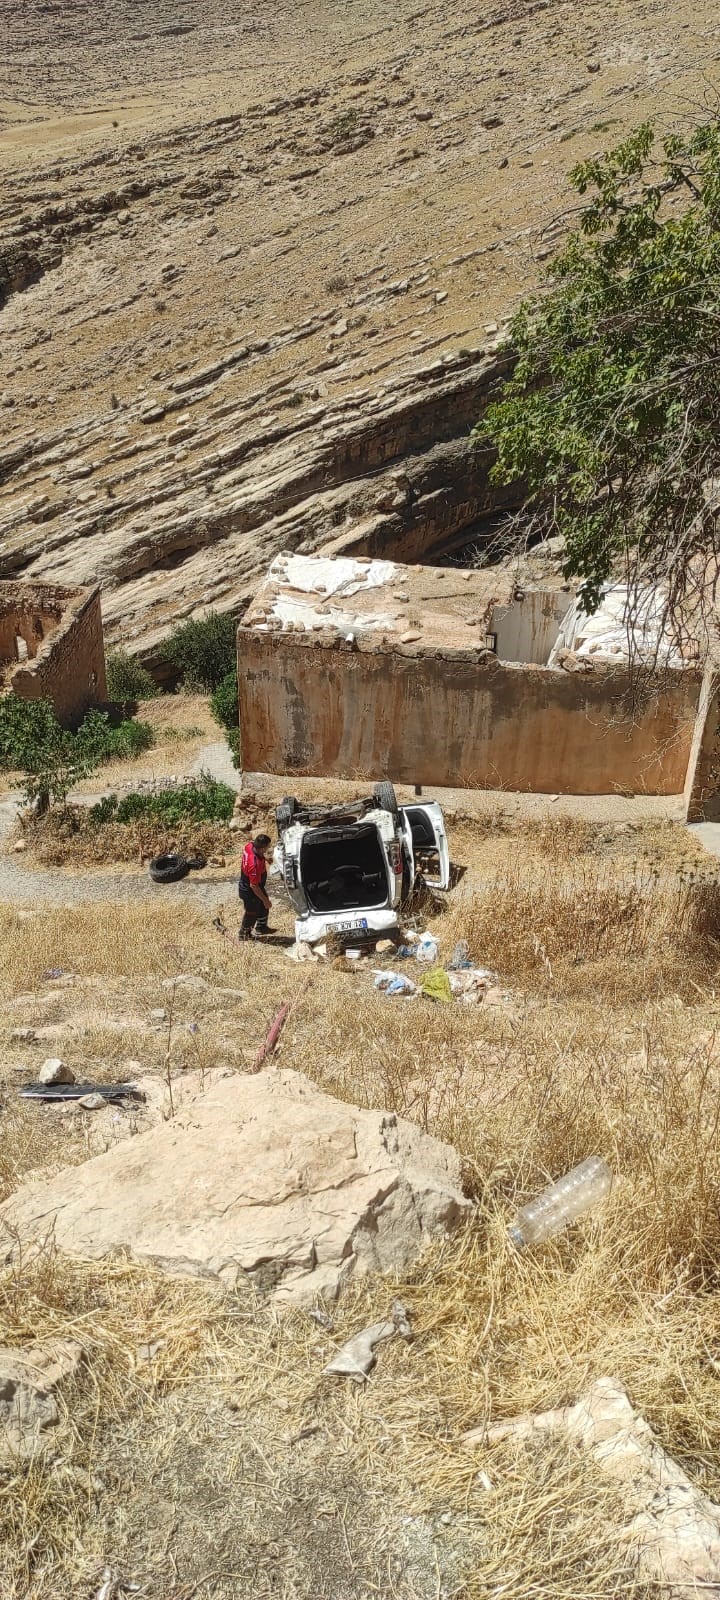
left=0, top=580, right=107, bottom=728
left=237, top=553, right=720, bottom=819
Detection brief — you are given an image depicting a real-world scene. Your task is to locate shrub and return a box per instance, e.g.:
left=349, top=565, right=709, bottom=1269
left=210, top=670, right=239, bottom=735
left=163, top=612, right=236, bottom=691
left=75, top=710, right=155, bottom=764
left=105, top=650, right=158, bottom=708
left=89, top=775, right=236, bottom=829
left=210, top=670, right=241, bottom=770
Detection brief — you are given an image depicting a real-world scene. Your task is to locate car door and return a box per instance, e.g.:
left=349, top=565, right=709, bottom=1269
left=399, top=803, right=451, bottom=890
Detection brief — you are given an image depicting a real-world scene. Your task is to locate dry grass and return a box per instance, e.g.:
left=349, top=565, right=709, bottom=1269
left=72, top=694, right=218, bottom=792
left=22, top=808, right=237, bottom=869
left=2, top=819, right=720, bottom=1596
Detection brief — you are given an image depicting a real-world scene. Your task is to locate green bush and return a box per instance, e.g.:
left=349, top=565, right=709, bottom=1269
left=106, top=650, right=158, bottom=708
left=75, top=710, right=154, bottom=765
left=0, top=696, right=95, bottom=810
left=0, top=697, right=155, bottom=811
left=210, top=669, right=239, bottom=735
left=89, top=776, right=236, bottom=829
left=163, top=612, right=236, bottom=691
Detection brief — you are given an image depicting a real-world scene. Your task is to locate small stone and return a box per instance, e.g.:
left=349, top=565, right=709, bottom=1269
left=331, top=318, right=348, bottom=338
left=11, top=1028, right=36, bottom=1043
left=38, top=1058, right=75, bottom=1086
left=78, top=1093, right=106, bottom=1111
left=587, top=59, right=600, bottom=72
left=497, top=156, right=509, bottom=169
left=149, top=1008, right=167, bottom=1024
left=13, top=839, right=27, bottom=853
left=482, top=114, right=504, bottom=129
left=435, top=290, right=448, bottom=303
left=400, top=630, right=422, bottom=643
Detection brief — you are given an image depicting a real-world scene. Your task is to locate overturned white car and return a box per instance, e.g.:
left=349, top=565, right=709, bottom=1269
left=274, top=782, right=450, bottom=946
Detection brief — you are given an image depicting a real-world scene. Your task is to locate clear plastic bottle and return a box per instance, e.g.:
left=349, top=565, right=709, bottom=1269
left=508, top=1156, right=612, bottom=1249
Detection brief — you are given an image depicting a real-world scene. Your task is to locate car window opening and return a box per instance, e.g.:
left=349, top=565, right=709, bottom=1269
left=300, top=823, right=389, bottom=913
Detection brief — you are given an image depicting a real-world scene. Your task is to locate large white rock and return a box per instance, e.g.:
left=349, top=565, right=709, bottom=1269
left=0, top=1070, right=469, bottom=1303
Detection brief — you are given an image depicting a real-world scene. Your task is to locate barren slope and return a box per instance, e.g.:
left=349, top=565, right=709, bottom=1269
left=0, top=0, right=718, bottom=654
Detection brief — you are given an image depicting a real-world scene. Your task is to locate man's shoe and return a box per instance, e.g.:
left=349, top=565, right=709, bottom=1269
left=252, top=924, right=276, bottom=937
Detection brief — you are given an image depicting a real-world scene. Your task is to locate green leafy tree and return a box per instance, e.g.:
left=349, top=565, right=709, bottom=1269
left=164, top=612, right=236, bottom=691
left=477, top=119, right=720, bottom=634
left=0, top=696, right=95, bottom=811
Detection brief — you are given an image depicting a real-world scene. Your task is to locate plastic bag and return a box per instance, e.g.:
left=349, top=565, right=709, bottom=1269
left=415, top=933, right=439, bottom=965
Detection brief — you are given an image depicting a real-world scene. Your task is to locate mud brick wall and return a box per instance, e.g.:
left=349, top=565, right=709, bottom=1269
left=3, top=582, right=107, bottom=728
left=238, top=631, right=701, bottom=798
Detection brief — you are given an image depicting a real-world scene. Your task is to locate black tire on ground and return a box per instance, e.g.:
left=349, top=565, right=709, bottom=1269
left=373, top=780, right=398, bottom=817
left=276, top=795, right=299, bottom=831
left=149, top=853, right=191, bottom=884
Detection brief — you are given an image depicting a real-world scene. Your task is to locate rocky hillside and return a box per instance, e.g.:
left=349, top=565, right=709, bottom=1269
left=0, top=0, right=717, bottom=654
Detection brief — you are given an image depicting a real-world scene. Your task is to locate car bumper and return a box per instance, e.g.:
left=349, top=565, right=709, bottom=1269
left=295, top=909, right=400, bottom=944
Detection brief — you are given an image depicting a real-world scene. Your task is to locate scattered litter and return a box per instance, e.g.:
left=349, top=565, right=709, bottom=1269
left=420, top=967, right=452, bottom=1004
left=135, top=1339, right=166, bottom=1365
left=415, top=933, right=439, bottom=964
left=508, top=1156, right=612, bottom=1249
left=395, top=945, right=416, bottom=959
left=392, top=1299, right=413, bottom=1341
left=308, top=1308, right=334, bottom=1330
left=325, top=1321, right=395, bottom=1380
left=448, top=967, right=498, bottom=1002
left=373, top=970, right=418, bottom=996
left=324, top=1301, right=413, bottom=1380
left=41, top=968, right=66, bottom=981
left=95, top=1570, right=140, bottom=1600
left=287, top=941, right=320, bottom=963
left=19, top=1082, right=145, bottom=1105
left=251, top=977, right=313, bottom=1072
left=448, top=941, right=472, bottom=970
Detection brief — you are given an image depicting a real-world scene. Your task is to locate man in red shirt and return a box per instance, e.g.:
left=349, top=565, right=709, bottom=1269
left=239, top=833, right=274, bottom=939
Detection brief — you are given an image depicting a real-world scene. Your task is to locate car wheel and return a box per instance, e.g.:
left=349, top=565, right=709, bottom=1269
left=149, top=853, right=191, bottom=884
left=373, top=780, right=399, bottom=817
left=276, top=795, right=299, bottom=830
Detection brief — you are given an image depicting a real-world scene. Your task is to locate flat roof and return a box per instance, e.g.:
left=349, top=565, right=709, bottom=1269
left=241, top=553, right=519, bottom=652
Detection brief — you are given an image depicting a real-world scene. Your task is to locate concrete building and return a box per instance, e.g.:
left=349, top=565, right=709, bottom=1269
left=237, top=553, right=720, bottom=816
left=0, top=579, right=107, bottom=728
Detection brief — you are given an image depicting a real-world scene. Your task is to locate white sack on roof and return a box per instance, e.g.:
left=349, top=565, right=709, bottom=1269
left=550, top=583, right=689, bottom=669
left=270, top=553, right=397, bottom=599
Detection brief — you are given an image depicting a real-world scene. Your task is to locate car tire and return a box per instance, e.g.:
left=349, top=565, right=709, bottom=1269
left=373, top=780, right=399, bottom=817
left=149, top=853, right=191, bottom=884
left=276, top=795, right=299, bottom=830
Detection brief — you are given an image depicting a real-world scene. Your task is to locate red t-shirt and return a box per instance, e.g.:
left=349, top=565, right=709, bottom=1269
left=241, top=841, right=265, bottom=887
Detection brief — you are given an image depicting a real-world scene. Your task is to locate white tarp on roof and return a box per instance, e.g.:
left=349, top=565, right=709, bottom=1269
left=270, top=553, right=397, bottom=598
left=550, top=583, right=689, bottom=669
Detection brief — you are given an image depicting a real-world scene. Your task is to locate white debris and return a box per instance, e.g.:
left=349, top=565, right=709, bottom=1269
left=550, top=584, right=693, bottom=669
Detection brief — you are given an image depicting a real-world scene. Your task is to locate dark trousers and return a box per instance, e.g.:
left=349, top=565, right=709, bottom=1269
left=239, top=886, right=268, bottom=934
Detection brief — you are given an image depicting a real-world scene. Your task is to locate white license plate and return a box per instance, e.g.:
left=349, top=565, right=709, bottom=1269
left=334, top=918, right=368, bottom=933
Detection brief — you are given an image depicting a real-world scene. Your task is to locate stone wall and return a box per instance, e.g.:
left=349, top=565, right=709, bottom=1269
left=0, top=581, right=107, bottom=728
left=237, top=631, right=700, bottom=797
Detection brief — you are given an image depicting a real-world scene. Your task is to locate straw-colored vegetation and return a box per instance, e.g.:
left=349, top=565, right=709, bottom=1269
left=1, top=814, right=720, bottom=1597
